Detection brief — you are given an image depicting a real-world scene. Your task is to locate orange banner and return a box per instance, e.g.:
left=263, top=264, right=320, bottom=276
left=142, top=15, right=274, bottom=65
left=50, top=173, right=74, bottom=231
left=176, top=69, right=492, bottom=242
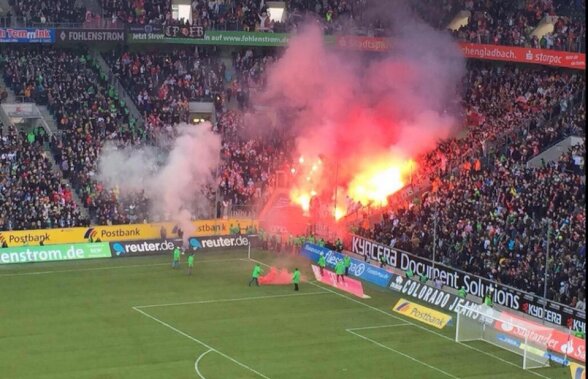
left=333, top=35, right=585, bottom=70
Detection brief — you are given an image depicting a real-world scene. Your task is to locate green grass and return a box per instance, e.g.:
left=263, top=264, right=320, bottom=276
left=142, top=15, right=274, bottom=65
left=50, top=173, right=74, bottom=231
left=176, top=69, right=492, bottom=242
left=0, top=249, right=570, bottom=379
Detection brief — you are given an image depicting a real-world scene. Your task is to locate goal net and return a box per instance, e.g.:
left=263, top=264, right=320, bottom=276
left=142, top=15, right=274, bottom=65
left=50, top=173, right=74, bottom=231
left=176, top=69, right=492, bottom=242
left=455, top=304, right=551, bottom=370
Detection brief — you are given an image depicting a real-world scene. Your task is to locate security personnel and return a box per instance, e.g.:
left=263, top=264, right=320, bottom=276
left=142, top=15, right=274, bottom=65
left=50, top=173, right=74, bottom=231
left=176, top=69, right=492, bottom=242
left=318, top=254, right=326, bottom=276
left=484, top=290, right=493, bottom=307
left=457, top=286, right=467, bottom=298
left=292, top=268, right=301, bottom=291
left=406, top=268, right=414, bottom=279
left=379, top=254, right=386, bottom=268
left=343, top=255, right=351, bottom=276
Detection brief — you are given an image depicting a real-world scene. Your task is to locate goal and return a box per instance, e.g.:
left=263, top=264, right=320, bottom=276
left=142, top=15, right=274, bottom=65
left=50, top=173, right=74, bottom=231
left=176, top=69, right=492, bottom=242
left=455, top=304, right=551, bottom=370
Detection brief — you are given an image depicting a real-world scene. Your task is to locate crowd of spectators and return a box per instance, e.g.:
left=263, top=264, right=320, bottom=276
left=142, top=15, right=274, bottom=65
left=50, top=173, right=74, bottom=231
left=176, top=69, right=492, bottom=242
left=216, top=110, right=294, bottom=214
left=105, top=46, right=292, bottom=215
left=106, top=47, right=226, bottom=140
left=97, top=0, right=361, bottom=33
left=6, top=0, right=584, bottom=52
left=451, top=0, right=585, bottom=52
left=415, top=62, right=585, bottom=184
left=0, top=122, right=87, bottom=231
left=1, top=2, right=585, bottom=307
left=0, top=46, right=149, bottom=226
left=7, top=0, right=86, bottom=25
left=357, top=61, right=585, bottom=306
left=230, top=48, right=276, bottom=108
left=99, top=0, right=170, bottom=26
left=363, top=142, right=585, bottom=307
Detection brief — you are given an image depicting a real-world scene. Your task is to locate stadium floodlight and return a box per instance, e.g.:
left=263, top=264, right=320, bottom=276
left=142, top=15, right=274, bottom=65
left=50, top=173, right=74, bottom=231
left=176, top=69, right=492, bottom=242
left=455, top=304, right=551, bottom=370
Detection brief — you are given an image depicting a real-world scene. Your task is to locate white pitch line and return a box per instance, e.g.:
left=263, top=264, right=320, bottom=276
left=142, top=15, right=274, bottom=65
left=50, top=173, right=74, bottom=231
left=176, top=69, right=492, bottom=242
left=0, top=258, right=244, bottom=278
left=346, top=323, right=411, bottom=332
left=135, top=291, right=331, bottom=309
left=195, top=349, right=213, bottom=379
left=248, top=257, right=553, bottom=379
left=133, top=306, right=270, bottom=379
left=347, top=329, right=459, bottom=379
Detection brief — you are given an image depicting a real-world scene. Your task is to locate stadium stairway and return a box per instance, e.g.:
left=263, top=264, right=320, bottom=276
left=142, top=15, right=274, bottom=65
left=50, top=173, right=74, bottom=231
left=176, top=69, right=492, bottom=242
left=527, top=135, right=585, bottom=169
left=92, top=50, right=144, bottom=128
left=219, top=52, right=241, bottom=111
left=37, top=106, right=59, bottom=133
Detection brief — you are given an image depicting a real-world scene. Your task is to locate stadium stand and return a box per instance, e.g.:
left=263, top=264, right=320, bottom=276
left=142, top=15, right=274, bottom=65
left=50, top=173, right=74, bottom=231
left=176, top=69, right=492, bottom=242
left=105, top=47, right=226, bottom=134
left=0, top=46, right=150, bottom=225
left=8, top=0, right=86, bottom=24
left=356, top=62, right=586, bottom=306
left=450, top=0, right=585, bottom=51
left=0, top=122, right=87, bottom=231
left=0, top=0, right=585, bottom=308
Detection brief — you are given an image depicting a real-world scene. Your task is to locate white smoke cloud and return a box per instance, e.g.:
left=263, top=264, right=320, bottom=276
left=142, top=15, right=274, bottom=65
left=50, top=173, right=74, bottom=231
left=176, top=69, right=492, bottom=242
left=97, top=122, right=222, bottom=239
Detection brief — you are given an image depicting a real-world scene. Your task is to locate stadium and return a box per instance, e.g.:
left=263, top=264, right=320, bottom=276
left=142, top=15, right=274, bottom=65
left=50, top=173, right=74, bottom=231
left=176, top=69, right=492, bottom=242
left=0, top=0, right=585, bottom=378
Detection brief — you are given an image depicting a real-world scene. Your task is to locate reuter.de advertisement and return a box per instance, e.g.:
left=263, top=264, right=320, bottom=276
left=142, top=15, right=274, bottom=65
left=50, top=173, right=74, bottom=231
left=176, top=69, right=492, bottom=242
left=188, top=235, right=253, bottom=250
left=352, top=235, right=586, bottom=332
left=109, top=239, right=181, bottom=257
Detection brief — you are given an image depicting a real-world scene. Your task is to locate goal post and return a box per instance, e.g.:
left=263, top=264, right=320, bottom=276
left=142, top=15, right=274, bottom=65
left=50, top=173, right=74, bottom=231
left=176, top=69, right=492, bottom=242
left=455, top=304, right=551, bottom=370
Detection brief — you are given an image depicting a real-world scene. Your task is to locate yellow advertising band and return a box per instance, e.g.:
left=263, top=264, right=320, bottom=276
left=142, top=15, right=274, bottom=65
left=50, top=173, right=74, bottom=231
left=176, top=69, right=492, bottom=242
left=0, top=219, right=258, bottom=247
left=569, top=362, right=585, bottom=379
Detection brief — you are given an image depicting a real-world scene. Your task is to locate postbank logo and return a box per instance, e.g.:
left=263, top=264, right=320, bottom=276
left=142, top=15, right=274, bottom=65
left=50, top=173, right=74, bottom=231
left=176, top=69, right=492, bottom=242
left=392, top=298, right=452, bottom=329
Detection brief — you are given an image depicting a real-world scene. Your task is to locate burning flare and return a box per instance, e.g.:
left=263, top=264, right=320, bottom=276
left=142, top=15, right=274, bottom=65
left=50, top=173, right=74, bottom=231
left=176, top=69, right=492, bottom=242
left=289, top=154, right=416, bottom=221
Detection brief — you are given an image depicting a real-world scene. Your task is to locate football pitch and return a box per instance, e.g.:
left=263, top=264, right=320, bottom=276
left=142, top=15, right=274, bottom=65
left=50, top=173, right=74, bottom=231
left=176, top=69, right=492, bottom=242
left=0, top=249, right=570, bottom=379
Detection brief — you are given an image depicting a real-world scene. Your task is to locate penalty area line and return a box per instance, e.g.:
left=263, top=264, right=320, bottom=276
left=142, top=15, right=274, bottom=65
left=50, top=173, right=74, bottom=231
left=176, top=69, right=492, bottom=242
left=133, top=306, right=271, bottom=379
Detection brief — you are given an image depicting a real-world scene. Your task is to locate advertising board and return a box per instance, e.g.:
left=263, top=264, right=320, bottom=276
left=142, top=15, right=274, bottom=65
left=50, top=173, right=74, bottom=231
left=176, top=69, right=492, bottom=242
left=56, top=28, right=124, bottom=43
left=110, top=239, right=181, bottom=257
left=392, top=298, right=452, bottom=329
left=389, top=273, right=481, bottom=317
left=0, top=28, right=55, bottom=43
left=0, top=243, right=111, bottom=264
left=0, top=219, right=257, bottom=247
left=495, top=311, right=585, bottom=362
left=352, top=235, right=586, bottom=332
left=301, top=243, right=392, bottom=288
left=187, top=235, right=253, bottom=250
